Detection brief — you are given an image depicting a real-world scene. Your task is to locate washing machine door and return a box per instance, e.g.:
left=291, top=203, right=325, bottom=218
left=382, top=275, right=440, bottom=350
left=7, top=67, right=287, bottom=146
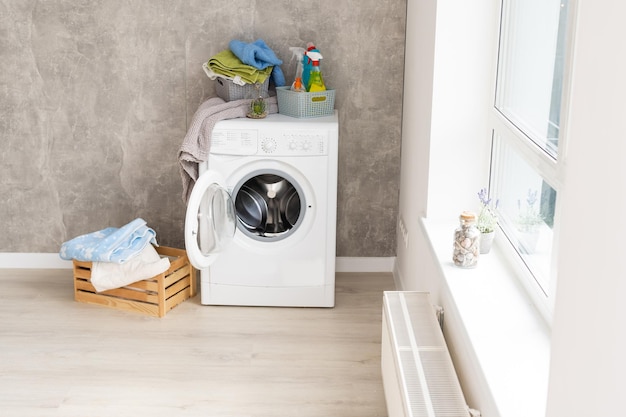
left=185, top=170, right=236, bottom=269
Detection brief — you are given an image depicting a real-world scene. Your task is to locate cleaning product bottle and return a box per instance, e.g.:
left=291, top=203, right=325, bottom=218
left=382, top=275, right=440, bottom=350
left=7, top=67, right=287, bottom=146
left=288, top=46, right=307, bottom=92
left=292, top=74, right=306, bottom=93
left=302, top=43, right=319, bottom=89
left=305, top=51, right=326, bottom=92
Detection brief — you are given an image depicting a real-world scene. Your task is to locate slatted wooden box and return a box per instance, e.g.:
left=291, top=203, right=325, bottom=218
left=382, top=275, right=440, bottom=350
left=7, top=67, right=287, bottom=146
left=73, top=246, right=196, bottom=318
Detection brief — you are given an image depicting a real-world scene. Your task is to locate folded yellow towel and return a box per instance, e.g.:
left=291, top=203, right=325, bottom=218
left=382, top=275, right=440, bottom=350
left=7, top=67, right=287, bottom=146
left=208, top=50, right=272, bottom=84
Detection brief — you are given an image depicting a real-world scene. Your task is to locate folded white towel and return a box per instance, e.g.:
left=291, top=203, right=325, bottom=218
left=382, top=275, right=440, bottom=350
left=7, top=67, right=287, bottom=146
left=90, top=244, right=170, bottom=292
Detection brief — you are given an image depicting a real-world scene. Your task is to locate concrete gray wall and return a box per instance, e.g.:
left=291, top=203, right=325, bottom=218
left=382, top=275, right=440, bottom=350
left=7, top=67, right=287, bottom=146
left=0, top=0, right=405, bottom=257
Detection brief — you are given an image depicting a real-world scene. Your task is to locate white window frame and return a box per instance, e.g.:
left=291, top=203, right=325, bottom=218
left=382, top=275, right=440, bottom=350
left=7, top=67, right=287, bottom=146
left=488, top=0, right=576, bottom=321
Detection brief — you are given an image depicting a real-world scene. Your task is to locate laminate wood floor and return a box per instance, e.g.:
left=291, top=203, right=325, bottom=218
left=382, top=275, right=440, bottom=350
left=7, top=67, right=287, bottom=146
left=0, top=269, right=395, bottom=417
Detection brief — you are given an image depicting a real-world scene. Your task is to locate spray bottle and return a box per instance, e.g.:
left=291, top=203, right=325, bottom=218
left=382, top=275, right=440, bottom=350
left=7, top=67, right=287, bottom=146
left=288, top=46, right=307, bottom=92
left=302, top=43, right=320, bottom=89
left=305, top=51, right=326, bottom=92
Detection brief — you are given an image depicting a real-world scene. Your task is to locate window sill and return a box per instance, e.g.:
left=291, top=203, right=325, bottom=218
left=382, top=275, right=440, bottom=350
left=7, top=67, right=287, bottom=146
left=420, top=217, right=551, bottom=417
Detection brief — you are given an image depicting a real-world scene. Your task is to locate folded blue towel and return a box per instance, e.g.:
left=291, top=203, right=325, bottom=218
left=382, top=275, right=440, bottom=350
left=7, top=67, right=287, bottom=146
left=229, top=39, right=286, bottom=87
left=59, top=218, right=158, bottom=264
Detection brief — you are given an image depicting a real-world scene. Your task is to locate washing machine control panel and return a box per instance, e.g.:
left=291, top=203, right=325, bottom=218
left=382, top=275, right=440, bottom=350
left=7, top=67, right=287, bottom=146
left=211, top=128, right=329, bottom=156
left=211, top=129, right=258, bottom=156
left=260, top=130, right=329, bottom=156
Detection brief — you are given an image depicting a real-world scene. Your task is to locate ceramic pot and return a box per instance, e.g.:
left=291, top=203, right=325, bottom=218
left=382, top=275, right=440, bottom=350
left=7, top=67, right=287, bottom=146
left=480, top=231, right=495, bottom=254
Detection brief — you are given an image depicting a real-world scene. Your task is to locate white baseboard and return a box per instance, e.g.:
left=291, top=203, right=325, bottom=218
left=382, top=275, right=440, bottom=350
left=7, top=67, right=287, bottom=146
left=0, top=253, right=73, bottom=269
left=391, top=261, right=405, bottom=290
left=335, top=257, right=395, bottom=273
left=0, top=253, right=396, bottom=272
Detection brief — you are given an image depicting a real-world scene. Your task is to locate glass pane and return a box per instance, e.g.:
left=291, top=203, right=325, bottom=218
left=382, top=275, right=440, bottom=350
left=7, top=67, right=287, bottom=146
left=199, top=184, right=235, bottom=256
left=234, top=174, right=303, bottom=239
left=493, top=137, right=556, bottom=295
left=495, top=0, right=570, bottom=158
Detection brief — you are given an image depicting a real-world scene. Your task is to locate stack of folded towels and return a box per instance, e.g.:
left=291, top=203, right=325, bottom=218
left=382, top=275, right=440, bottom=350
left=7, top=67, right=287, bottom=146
left=203, top=39, right=286, bottom=88
left=59, top=218, right=170, bottom=292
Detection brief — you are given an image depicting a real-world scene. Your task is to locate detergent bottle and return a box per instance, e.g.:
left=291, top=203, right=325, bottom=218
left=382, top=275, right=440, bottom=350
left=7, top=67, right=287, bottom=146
left=288, top=46, right=307, bottom=92
left=301, top=43, right=319, bottom=89
left=305, top=51, right=326, bottom=92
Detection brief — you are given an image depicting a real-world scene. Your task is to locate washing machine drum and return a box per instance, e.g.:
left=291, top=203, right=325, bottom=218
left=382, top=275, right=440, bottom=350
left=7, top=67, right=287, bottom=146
left=235, top=174, right=302, bottom=238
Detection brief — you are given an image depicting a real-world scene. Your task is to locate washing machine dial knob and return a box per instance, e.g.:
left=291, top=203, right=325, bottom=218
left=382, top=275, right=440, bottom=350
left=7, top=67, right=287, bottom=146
left=261, top=138, right=277, bottom=153
left=302, top=140, right=311, bottom=151
left=289, top=140, right=298, bottom=150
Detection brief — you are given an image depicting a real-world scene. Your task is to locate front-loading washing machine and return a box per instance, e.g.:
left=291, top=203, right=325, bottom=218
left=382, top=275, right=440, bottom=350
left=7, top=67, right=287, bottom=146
left=184, top=111, right=338, bottom=307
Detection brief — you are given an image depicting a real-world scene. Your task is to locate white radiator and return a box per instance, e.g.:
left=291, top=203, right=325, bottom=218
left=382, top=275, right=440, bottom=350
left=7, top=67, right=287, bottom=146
left=381, top=291, right=471, bottom=417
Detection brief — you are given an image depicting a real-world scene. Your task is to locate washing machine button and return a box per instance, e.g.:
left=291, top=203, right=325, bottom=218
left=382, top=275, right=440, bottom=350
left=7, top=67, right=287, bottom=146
left=261, top=138, right=277, bottom=153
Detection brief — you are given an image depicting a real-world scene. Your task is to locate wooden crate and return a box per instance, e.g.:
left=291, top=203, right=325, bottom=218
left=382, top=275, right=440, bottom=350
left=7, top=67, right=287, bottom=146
left=73, top=246, right=196, bottom=318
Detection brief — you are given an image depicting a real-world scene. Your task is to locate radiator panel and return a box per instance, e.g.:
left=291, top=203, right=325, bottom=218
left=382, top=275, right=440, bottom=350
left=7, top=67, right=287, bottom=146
left=381, top=291, right=469, bottom=417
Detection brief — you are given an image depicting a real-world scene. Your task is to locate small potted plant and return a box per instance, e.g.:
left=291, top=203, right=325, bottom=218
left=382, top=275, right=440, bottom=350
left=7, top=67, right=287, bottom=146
left=516, top=189, right=544, bottom=232
left=477, top=188, right=498, bottom=254
left=247, top=82, right=268, bottom=119
left=516, top=189, right=544, bottom=253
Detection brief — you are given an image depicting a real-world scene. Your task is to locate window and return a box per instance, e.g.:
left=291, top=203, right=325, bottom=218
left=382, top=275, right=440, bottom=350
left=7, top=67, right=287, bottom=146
left=490, top=0, right=571, bottom=313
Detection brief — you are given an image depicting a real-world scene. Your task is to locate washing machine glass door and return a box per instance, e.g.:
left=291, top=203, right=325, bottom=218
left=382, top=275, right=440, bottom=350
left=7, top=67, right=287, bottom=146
left=234, top=173, right=304, bottom=240
left=185, top=170, right=236, bottom=269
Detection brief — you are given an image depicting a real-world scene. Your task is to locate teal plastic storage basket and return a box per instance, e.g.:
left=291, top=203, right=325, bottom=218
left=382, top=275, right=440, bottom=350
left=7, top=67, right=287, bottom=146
left=276, top=87, right=335, bottom=118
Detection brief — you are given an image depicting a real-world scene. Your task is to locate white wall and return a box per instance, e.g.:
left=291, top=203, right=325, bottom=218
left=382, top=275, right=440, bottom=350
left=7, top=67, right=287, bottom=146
left=396, top=0, right=496, bottom=275
left=394, top=0, right=437, bottom=290
left=397, top=0, right=498, bottom=411
left=428, top=0, right=495, bottom=218
left=397, top=0, right=496, bottom=276
left=545, top=1, right=626, bottom=415
left=397, top=0, right=626, bottom=416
